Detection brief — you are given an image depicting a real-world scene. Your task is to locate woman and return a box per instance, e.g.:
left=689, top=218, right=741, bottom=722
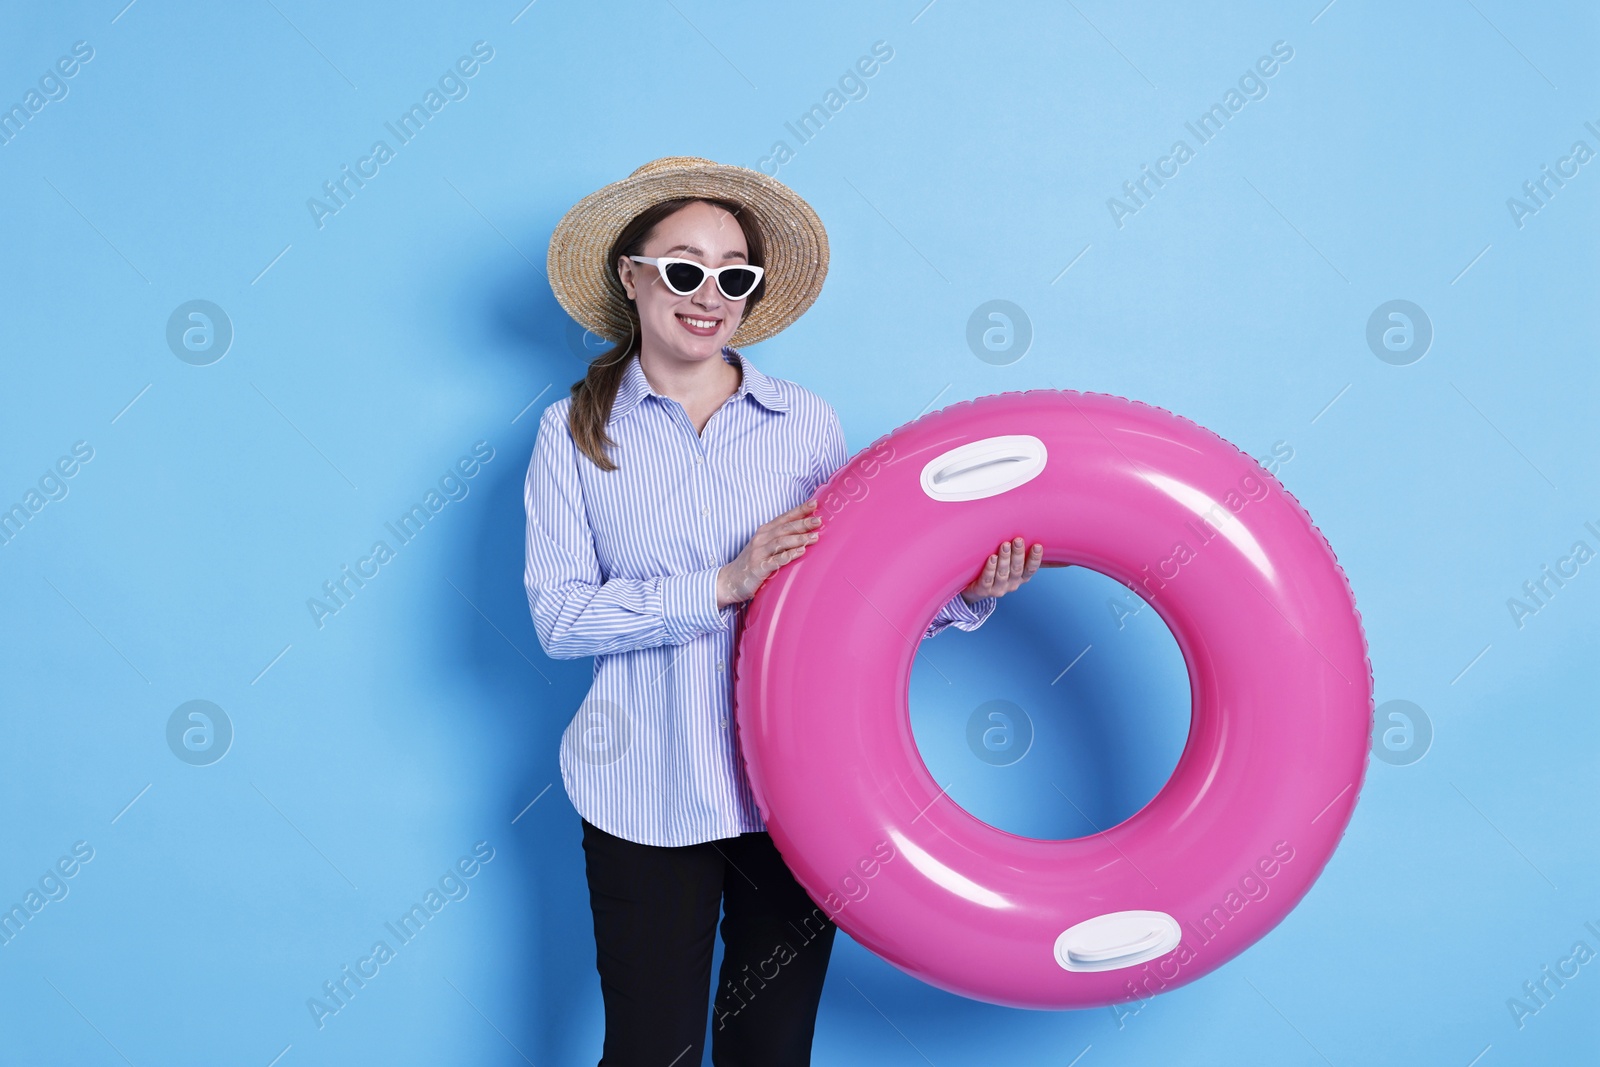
left=525, top=157, right=1046, bottom=1066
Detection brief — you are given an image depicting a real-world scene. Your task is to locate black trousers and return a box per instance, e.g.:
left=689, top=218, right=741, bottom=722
left=580, top=817, right=837, bottom=1066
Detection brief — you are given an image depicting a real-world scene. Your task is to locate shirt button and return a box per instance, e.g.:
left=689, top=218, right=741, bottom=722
left=701, top=506, right=710, bottom=516
left=696, top=457, right=703, bottom=465
left=716, top=660, right=724, bottom=671
left=720, top=717, right=728, bottom=728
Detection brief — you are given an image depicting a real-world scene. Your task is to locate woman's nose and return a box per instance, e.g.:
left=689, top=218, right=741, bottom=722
left=691, top=277, right=722, bottom=307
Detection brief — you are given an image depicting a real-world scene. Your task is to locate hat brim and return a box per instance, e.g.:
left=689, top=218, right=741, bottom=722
left=547, top=157, right=829, bottom=348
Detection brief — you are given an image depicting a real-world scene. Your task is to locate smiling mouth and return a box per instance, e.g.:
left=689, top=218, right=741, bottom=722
left=676, top=313, right=722, bottom=336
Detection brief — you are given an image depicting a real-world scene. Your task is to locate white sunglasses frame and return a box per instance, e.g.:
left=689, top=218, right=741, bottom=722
left=627, top=256, right=765, bottom=300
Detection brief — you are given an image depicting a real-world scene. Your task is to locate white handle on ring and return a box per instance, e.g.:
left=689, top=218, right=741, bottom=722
left=919, top=435, right=1048, bottom=502
left=1054, top=910, right=1182, bottom=972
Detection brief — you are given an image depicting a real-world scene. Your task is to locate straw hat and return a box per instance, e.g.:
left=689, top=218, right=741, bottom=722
left=547, top=156, right=829, bottom=348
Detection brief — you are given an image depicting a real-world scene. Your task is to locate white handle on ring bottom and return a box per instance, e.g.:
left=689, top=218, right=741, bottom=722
left=1054, top=910, right=1182, bottom=972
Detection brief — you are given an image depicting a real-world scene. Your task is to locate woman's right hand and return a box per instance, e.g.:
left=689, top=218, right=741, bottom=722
left=716, top=498, right=822, bottom=608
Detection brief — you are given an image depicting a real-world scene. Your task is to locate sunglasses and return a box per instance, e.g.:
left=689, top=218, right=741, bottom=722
left=628, top=256, right=765, bottom=300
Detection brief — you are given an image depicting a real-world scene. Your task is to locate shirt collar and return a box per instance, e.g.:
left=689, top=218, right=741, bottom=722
left=610, top=346, right=788, bottom=424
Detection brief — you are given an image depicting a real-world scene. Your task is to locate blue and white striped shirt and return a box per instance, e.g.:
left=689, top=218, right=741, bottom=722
left=523, top=346, right=997, bottom=847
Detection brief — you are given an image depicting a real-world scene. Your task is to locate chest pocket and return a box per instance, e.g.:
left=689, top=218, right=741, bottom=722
left=754, top=461, right=815, bottom=512
left=726, top=463, right=812, bottom=537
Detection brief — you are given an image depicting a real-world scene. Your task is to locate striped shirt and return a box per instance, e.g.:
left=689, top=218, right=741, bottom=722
left=523, top=346, right=997, bottom=847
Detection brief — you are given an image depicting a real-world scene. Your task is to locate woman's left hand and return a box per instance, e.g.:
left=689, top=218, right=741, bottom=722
left=959, top=537, right=1067, bottom=604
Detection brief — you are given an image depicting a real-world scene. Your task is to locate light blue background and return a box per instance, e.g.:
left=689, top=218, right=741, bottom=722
left=1, top=1, right=1596, bottom=1064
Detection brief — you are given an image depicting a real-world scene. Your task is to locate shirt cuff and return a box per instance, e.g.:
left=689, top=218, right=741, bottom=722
left=941, top=592, right=998, bottom=631
left=660, top=565, right=730, bottom=642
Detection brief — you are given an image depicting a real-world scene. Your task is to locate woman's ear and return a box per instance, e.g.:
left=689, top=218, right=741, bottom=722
left=616, top=256, right=636, bottom=300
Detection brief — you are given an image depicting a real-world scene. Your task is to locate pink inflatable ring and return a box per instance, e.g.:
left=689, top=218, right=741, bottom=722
left=734, top=389, right=1373, bottom=1010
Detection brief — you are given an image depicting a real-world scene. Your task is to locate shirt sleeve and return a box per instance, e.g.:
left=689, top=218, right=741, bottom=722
left=807, top=406, right=997, bottom=641
left=924, top=591, right=998, bottom=638
left=524, top=406, right=730, bottom=660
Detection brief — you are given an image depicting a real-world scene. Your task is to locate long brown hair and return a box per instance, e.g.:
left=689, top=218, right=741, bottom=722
left=567, top=197, right=767, bottom=472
